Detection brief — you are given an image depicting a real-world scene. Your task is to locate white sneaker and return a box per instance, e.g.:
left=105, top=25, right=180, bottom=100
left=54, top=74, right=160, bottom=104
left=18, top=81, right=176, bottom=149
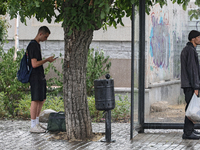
left=38, top=123, right=47, bottom=130
left=30, top=125, right=46, bottom=133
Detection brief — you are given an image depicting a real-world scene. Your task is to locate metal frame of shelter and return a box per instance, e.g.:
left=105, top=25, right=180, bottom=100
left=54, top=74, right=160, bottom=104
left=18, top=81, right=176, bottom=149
left=130, top=0, right=200, bottom=139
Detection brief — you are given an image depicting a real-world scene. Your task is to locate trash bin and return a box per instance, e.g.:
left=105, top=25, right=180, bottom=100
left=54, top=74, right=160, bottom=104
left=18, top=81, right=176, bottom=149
left=94, top=76, right=115, bottom=111
left=94, top=74, right=116, bottom=143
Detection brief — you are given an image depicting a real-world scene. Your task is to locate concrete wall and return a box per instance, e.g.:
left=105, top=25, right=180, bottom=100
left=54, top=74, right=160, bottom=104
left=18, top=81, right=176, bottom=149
left=5, top=15, right=133, bottom=41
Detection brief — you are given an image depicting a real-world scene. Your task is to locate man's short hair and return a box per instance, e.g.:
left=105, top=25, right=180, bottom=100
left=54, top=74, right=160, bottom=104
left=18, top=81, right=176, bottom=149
left=188, top=30, right=200, bottom=41
left=38, top=26, right=51, bottom=34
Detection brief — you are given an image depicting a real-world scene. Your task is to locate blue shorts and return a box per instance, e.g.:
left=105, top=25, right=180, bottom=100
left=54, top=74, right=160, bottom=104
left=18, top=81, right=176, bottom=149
left=30, top=79, right=46, bottom=101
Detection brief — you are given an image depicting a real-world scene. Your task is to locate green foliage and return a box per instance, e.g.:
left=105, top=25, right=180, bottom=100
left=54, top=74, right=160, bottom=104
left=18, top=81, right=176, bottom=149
left=14, top=95, right=64, bottom=118
left=0, top=1, right=7, bottom=15
left=1, top=0, right=194, bottom=34
left=0, top=16, right=9, bottom=47
left=87, top=96, right=104, bottom=122
left=0, top=48, right=30, bottom=117
left=87, top=94, right=131, bottom=122
left=189, top=0, right=200, bottom=21
left=1, top=89, right=129, bottom=122
left=45, top=53, right=63, bottom=96
left=112, top=94, right=131, bottom=122
left=86, top=48, right=111, bottom=96
left=0, top=47, right=64, bottom=118
left=3, top=0, right=184, bottom=33
left=44, top=49, right=111, bottom=97
left=4, top=0, right=134, bottom=31
left=0, top=91, right=7, bottom=117
left=42, top=96, right=64, bottom=112
left=14, top=94, right=31, bottom=118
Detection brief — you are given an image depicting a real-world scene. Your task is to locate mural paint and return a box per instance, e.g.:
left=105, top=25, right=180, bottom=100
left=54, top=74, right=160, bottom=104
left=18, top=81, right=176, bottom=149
left=150, top=14, right=170, bottom=69
left=147, top=2, right=188, bottom=83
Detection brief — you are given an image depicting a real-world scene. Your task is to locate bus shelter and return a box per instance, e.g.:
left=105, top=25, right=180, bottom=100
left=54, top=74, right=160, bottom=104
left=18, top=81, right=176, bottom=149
left=130, top=0, right=200, bottom=139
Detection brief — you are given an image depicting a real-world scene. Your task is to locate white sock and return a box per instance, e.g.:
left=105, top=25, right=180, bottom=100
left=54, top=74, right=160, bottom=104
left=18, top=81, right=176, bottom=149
left=36, top=117, right=39, bottom=125
left=31, top=119, right=36, bottom=128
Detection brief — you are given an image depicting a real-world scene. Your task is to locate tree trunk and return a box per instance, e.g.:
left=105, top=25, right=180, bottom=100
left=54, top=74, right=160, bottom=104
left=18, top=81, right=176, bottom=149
left=63, top=27, right=93, bottom=140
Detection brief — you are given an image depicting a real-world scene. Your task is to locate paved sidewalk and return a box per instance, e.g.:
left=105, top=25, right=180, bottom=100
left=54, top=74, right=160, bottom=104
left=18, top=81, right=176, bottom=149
left=1, top=120, right=200, bottom=150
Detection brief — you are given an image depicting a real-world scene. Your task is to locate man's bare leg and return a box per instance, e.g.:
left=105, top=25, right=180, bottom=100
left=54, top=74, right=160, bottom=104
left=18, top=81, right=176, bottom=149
left=36, top=99, right=46, bottom=117
left=30, top=100, right=46, bottom=132
left=30, top=101, right=39, bottom=128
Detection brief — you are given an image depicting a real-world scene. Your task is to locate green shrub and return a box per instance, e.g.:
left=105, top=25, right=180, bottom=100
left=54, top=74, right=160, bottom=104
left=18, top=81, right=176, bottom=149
left=0, top=46, right=111, bottom=118
left=45, top=48, right=111, bottom=97
left=14, top=95, right=64, bottom=119
left=0, top=91, right=8, bottom=117
left=15, top=94, right=31, bottom=118
left=87, top=96, right=104, bottom=122
left=87, top=94, right=131, bottom=122
left=1, top=91, right=130, bottom=121
left=0, top=48, right=30, bottom=117
left=86, top=48, right=111, bottom=96
left=42, top=96, right=64, bottom=112
left=0, top=16, right=9, bottom=46
left=112, top=94, right=131, bottom=122
left=45, top=53, right=63, bottom=96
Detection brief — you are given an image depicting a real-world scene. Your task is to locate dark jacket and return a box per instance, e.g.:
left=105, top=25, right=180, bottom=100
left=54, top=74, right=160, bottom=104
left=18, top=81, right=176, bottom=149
left=181, top=42, right=200, bottom=89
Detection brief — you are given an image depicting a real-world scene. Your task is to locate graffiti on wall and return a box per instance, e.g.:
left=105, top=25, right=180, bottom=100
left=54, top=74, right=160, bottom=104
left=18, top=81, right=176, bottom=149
left=148, top=4, right=188, bottom=83
left=150, top=13, right=170, bottom=69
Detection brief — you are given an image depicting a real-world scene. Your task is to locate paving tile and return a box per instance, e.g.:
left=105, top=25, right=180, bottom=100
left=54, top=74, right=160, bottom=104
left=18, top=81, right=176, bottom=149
left=1, top=120, right=200, bottom=150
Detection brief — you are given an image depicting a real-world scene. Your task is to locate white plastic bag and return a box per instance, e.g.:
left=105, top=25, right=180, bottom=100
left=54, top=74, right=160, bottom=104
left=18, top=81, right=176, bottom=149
left=186, top=93, right=200, bottom=123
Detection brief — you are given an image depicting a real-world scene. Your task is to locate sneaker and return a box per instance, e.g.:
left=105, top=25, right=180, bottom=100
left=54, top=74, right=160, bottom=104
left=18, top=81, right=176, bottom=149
left=38, top=123, right=47, bottom=130
left=30, top=125, right=46, bottom=133
left=182, top=132, right=200, bottom=140
left=193, top=130, right=200, bottom=135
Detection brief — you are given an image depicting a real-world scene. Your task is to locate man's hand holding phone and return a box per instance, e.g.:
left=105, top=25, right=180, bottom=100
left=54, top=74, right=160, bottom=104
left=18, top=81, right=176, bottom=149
left=47, top=56, right=57, bottom=62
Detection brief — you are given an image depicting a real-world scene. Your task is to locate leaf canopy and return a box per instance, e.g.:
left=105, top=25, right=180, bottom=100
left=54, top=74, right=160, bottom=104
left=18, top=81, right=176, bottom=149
left=0, top=0, right=191, bottom=31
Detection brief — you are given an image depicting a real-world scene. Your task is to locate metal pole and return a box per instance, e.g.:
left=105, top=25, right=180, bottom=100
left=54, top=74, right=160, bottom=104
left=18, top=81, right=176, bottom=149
left=105, top=110, right=111, bottom=142
left=138, top=0, right=145, bottom=133
left=144, top=123, right=200, bottom=129
left=130, top=4, right=135, bottom=140
left=101, top=110, right=115, bottom=142
left=14, top=13, right=19, bottom=60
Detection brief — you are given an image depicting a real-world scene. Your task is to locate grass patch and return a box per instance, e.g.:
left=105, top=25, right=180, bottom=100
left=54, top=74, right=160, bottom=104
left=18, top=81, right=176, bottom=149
left=0, top=92, right=131, bottom=122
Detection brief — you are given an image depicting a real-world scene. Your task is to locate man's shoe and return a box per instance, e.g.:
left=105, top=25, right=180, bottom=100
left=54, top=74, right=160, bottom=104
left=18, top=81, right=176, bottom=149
left=30, top=125, right=46, bottom=133
left=182, top=132, right=200, bottom=140
left=194, top=130, right=200, bottom=135
left=38, top=123, right=47, bottom=130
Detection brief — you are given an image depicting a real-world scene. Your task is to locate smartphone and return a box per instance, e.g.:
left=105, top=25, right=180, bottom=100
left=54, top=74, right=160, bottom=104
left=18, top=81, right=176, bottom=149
left=54, top=57, right=58, bottom=59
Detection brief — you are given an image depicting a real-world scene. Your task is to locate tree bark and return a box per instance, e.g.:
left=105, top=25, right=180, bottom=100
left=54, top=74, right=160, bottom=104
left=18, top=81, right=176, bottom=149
left=63, top=27, right=93, bottom=140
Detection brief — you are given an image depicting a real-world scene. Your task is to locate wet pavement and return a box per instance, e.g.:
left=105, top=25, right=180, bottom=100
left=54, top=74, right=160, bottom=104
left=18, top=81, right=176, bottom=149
left=1, top=120, right=200, bottom=150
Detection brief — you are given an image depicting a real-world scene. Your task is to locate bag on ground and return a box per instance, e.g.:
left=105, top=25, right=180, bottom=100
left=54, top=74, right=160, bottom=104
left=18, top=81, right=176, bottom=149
left=47, top=112, right=66, bottom=132
left=185, top=93, right=200, bottom=123
left=17, top=52, right=32, bottom=83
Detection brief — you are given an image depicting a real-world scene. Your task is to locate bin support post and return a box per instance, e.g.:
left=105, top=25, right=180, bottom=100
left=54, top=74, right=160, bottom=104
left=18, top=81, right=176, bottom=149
left=105, top=110, right=111, bottom=142
left=95, top=74, right=115, bottom=143
left=101, top=110, right=115, bottom=142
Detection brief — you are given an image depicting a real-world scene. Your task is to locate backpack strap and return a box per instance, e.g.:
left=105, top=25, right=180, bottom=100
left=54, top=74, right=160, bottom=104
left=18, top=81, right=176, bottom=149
left=26, top=40, right=37, bottom=68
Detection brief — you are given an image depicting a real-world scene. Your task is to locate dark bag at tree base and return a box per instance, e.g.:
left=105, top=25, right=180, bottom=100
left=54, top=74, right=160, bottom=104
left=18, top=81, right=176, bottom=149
left=17, top=52, right=32, bottom=83
left=47, top=112, right=66, bottom=132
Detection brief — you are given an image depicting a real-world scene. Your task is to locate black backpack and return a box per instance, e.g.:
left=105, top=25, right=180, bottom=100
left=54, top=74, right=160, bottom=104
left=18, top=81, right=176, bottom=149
left=17, top=52, right=32, bottom=83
